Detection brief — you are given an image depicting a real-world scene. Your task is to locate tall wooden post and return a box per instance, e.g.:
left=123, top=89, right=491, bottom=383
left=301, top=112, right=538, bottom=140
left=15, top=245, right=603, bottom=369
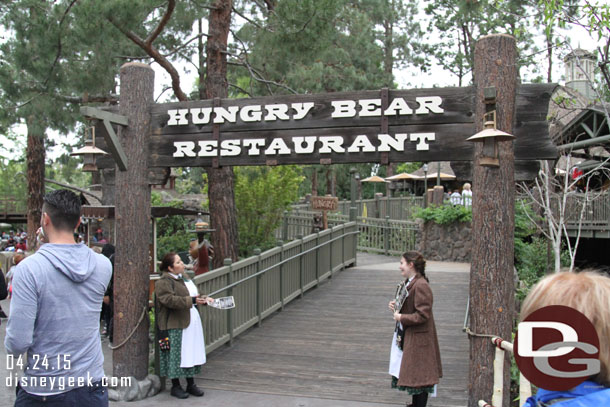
left=469, top=34, right=517, bottom=407
left=113, top=62, right=154, bottom=379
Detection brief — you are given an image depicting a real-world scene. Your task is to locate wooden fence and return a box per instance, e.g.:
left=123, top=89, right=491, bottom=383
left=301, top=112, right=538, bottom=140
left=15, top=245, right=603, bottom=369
left=277, top=211, right=418, bottom=256
left=185, top=221, right=358, bottom=354
left=292, top=196, right=424, bottom=221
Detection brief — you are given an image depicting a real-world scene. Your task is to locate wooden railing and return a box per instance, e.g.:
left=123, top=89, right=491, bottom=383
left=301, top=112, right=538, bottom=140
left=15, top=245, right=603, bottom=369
left=0, top=198, right=26, bottom=218
left=278, top=211, right=418, bottom=255
left=563, top=192, right=610, bottom=229
left=292, top=196, right=424, bottom=221
left=189, top=221, right=358, bottom=354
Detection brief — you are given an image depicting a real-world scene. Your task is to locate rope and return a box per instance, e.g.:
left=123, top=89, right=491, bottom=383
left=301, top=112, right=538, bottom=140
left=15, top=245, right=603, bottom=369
left=108, top=305, right=149, bottom=350
left=464, top=327, right=499, bottom=339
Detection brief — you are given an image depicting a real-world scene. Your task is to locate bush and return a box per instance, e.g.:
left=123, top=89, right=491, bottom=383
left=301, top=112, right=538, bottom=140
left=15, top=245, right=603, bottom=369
left=412, top=204, right=472, bottom=224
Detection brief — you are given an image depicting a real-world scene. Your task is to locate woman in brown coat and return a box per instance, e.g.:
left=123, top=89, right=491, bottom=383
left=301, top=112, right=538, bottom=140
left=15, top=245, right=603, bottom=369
left=156, top=252, right=214, bottom=399
left=388, top=251, right=442, bottom=407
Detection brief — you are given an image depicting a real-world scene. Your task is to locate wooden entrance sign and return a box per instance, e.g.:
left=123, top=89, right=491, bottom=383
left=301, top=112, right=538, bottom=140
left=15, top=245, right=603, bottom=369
left=141, top=85, right=556, bottom=169
left=311, top=196, right=339, bottom=230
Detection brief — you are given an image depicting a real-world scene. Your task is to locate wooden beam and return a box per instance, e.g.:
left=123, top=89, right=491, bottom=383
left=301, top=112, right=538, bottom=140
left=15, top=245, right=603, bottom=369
left=102, top=119, right=129, bottom=171
left=80, top=106, right=129, bottom=126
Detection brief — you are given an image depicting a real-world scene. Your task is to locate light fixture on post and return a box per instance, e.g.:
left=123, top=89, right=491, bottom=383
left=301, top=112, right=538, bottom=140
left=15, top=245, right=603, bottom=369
left=467, top=111, right=515, bottom=167
left=70, top=125, right=108, bottom=172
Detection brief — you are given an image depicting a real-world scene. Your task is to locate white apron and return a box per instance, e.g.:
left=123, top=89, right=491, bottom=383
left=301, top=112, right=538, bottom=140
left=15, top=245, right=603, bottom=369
left=180, top=279, right=206, bottom=368
left=389, top=325, right=403, bottom=378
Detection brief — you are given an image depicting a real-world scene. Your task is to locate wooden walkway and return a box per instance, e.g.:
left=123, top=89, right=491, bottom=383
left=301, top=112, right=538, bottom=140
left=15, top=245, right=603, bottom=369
left=197, top=253, right=470, bottom=406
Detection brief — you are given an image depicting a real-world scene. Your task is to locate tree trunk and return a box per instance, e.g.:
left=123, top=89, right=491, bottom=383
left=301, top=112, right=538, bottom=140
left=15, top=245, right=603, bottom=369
left=469, top=34, right=517, bottom=407
left=113, top=62, right=154, bottom=380
left=546, top=26, right=553, bottom=83
left=325, top=168, right=332, bottom=195
left=25, top=116, right=45, bottom=251
left=205, top=0, right=239, bottom=268
left=386, top=163, right=394, bottom=197
left=312, top=168, right=318, bottom=197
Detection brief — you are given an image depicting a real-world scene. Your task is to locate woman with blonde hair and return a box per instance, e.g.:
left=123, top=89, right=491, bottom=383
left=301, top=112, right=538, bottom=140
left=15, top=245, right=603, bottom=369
left=461, top=183, right=472, bottom=207
left=521, top=271, right=610, bottom=406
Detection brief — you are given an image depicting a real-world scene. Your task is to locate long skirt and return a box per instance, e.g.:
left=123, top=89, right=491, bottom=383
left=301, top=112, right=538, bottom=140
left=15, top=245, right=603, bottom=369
left=159, top=329, right=202, bottom=379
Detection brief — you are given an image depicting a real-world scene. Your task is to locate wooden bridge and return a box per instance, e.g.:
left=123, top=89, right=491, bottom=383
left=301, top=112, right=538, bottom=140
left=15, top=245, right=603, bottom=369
left=193, top=252, right=469, bottom=406
left=0, top=198, right=26, bottom=224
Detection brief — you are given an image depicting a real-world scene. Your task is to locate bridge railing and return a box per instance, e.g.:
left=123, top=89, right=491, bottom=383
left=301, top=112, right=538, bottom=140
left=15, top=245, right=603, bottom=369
left=563, top=191, right=610, bottom=229
left=278, top=210, right=418, bottom=255
left=0, top=198, right=26, bottom=217
left=190, top=221, right=358, bottom=354
left=292, top=196, right=424, bottom=221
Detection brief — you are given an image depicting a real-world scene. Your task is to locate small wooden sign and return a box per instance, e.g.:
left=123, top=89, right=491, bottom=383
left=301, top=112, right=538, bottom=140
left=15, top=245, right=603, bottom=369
left=311, top=196, right=339, bottom=211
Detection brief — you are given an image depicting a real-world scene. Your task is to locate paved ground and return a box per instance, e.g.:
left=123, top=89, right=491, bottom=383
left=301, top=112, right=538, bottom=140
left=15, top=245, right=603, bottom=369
left=0, top=253, right=470, bottom=406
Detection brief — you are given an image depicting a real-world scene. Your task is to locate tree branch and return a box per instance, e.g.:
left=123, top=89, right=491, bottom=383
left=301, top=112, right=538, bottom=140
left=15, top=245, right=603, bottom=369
left=107, top=15, right=188, bottom=101
left=56, top=93, right=119, bottom=104
left=43, top=0, right=79, bottom=88
left=232, top=6, right=272, bottom=32
left=145, top=0, right=176, bottom=46
left=163, top=32, right=209, bottom=58
left=45, top=178, right=100, bottom=201
left=229, top=82, right=252, bottom=97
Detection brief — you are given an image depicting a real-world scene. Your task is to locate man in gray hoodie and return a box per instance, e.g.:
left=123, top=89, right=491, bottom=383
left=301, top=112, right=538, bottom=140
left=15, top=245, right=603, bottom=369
left=5, top=189, right=112, bottom=406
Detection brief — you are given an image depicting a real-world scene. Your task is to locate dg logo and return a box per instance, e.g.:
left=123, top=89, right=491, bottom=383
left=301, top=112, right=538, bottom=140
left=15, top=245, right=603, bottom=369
left=514, top=305, right=600, bottom=391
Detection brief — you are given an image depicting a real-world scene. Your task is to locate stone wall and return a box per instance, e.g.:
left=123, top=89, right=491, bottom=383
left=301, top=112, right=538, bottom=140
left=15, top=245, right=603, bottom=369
left=415, top=219, right=472, bottom=262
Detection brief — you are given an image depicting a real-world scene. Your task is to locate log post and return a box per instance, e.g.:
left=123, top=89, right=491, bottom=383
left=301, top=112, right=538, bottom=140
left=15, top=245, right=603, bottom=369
left=113, top=62, right=154, bottom=379
left=469, top=34, right=517, bottom=407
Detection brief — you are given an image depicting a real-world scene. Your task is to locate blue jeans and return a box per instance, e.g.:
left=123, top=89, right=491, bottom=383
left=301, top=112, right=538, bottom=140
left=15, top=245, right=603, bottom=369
left=15, top=381, right=108, bottom=407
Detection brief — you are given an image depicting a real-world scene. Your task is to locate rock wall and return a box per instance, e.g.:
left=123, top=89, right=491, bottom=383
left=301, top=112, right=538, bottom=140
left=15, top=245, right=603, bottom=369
left=416, top=220, right=472, bottom=262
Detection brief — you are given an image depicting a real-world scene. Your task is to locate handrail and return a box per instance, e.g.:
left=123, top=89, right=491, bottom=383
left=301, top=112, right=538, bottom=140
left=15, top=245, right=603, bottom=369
left=279, top=211, right=418, bottom=255
left=207, top=230, right=360, bottom=296
left=161, top=222, right=359, bottom=359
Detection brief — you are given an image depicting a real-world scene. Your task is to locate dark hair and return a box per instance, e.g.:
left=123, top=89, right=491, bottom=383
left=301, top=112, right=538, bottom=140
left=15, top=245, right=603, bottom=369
left=101, top=243, right=115, bottom=258
left=42, top=190, right=81, bottom=232
left=160, top=252, right=178, bottom=272
left=402, top=250, right=429, bottom=282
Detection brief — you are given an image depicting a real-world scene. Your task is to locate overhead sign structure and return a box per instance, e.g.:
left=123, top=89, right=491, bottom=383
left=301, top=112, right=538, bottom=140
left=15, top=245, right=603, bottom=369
left=95, top=84, right=557, bottom=173
left=140, top=84, right=556, bottom=168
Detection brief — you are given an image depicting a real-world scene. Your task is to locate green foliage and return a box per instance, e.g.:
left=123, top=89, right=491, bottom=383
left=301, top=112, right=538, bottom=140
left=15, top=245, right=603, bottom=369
left=235, top=166, right=304, bottom=256
left=424, top=0, right=538, bottom=86
left=513, top=201, right=570, bottom=302
left=396, top=162, right=422, bottom=174
left=231, top=0, right=416, bottom=95
left=151, top=191, right=192, bottom=260
left=46, top=153, right=92, bottom=189
left=0, top=159, right=27, bottom=207
left=412, top=204, right=472, bottom=224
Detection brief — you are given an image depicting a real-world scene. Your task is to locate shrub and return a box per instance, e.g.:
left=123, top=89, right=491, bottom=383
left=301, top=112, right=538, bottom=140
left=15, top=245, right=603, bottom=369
left=412, top=204, right=472, bottom=224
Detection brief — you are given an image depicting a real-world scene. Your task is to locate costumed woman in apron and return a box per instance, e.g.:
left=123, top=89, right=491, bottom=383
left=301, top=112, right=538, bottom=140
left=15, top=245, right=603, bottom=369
left=388, top=251, right=442, bottom=407
left=155, top=252, right=214, bottom=399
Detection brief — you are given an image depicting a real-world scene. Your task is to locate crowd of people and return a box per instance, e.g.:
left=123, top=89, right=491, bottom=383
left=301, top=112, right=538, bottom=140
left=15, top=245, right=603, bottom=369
left=1, top=231, right=28, bottom=252
left=448, top=182, right=473, bottom=207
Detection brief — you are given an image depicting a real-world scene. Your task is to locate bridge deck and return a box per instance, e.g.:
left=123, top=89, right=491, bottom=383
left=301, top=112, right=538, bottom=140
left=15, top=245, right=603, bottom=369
left=0, top=253, right=470, bottom=406
left=197, top=253, right=470, bottom=406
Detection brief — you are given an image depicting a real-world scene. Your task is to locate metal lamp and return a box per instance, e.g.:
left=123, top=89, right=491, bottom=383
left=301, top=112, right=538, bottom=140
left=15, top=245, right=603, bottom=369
left=467, top=117, right=515, bottom=167
left=70, top=126, right=108, bottom=172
